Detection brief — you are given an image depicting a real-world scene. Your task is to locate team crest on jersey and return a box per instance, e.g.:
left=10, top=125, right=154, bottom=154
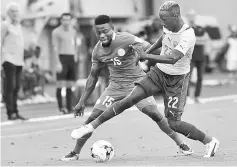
left=117, top=48, right=126, bottom=56
left=173, top=41, right=178, bottom=47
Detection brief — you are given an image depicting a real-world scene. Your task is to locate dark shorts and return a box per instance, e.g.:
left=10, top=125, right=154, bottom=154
left=135, top=66, right=190, bottom=120
left=94, top=82, right=156, bottom=112
left=57, top=54, right=76, bottom=81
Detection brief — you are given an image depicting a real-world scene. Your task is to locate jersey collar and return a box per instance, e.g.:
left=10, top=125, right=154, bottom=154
left=163, top=24, right=189, bottom=34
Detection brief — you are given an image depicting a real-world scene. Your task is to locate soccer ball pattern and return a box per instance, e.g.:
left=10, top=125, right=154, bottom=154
left=91, top=140, right=115, bottom=163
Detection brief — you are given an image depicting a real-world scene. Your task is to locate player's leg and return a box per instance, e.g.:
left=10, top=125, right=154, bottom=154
left=164, top=73, right=219, bottom=157
left=194, top=61, right=205, bottom=103
left=70, top=66, right=163, bottom=139
left=92, top=85, right=149, bottom=129
left=65, top=56, right=76, bottom=113
left=136, top=97, right=193, bottom=155
left=65, top=85, right=124, bottom=160
left=61, top=108, right=104, bottom=161
left=56, top=55, right=68, bottom=114
left=70, top=85, right=149, bottom=139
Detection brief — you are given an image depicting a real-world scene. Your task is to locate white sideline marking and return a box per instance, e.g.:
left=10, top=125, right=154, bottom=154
left=1, top=120, right=119, bottom=139
left=0, top=112, right=91, bottom=127
left=1, top=94, right=237, bottom=127
left=0, top=126, right=76, bottom=139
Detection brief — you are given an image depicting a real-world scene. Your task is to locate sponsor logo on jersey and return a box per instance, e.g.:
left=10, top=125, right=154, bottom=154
left=117, top=48, right=125, bottom=56
left=173, top=41, right=178, bottom=47
left=95, top=99, right=101, bottom=105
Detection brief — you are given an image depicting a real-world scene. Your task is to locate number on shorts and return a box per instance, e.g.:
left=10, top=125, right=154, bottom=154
left=168, top=96, right=178, bottom=108
left=102, top=96, right=115, bottom=107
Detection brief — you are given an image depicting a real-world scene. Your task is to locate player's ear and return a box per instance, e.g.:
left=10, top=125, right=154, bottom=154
left=173, top=14, right=179, bottom=19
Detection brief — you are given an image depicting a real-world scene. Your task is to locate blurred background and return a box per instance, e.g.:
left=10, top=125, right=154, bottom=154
left=1, top=0, right=237, bottom=110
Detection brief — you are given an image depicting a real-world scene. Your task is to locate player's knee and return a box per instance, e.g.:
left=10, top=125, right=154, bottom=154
left=142, top=105, right=163, bottom=122
left=167, top=119, right=181, bottom=132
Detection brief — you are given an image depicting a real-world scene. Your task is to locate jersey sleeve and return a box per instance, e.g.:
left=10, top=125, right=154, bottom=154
left=91, top=48, right=105, bottom=69
left=132, top=36, right=151, bottom=51
left=174, top=29, right=196, bottom=55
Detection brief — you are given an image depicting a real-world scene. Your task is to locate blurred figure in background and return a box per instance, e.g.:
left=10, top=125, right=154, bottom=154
left=219, top=25, right=237, bottom=83
left=186, top=10, right=209, bottom=103
left=21, top=45, right=45, bottom=99
left=52, top=13, right=77, bottom=114
left=1, top=2, right=27, bottom=120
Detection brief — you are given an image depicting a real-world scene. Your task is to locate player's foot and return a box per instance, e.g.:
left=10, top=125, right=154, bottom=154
left=16, top=114, right=28, bottom=120
left=186, top=96, right=194, bottom=104
left=203, top=137, right=220, bottom=157
left=71, top=124, right=94, bottom=139
left=194, top=97, right=203, bottom=104
left=59, top=108, right=67, bottom=114
left=61, top=151, right=79, bottom=161
left=178, top=143, right=194, bottom=155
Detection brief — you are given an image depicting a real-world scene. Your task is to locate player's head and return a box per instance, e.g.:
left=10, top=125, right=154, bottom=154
left=94, top=15, right=114, bottom=46
left=159, top=1, right=181, bottom=32
left=60, top=13, right=72, bottom=28
left=6, top=2, right=20, bottom=22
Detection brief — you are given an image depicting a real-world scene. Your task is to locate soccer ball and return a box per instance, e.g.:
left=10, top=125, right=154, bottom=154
left=91, top=140, right=115, bottom=163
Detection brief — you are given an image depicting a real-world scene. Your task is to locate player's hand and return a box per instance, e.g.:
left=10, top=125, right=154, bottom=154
left=56, top=62, right=62, bottom=73
left=129, top=44, right=147, bottom=65
left=74, top=102, right=86, bottom=117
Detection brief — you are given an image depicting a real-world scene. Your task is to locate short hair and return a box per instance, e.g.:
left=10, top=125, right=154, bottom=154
left=6, top=2, right=20, bottom=12
left=60, top=13, right=72, bottom=19
left=94, top=15, right=112, bottom=25
left=159, top=1, right=180, bottom=15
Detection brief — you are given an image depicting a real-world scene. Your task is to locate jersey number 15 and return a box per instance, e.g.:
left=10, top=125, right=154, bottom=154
left=110, top=57, right=121, bottom=66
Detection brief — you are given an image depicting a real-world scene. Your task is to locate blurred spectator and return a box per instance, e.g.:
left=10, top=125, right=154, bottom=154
left=218, top=25, right=237, bottom=82
left=187, top=10, right=209, bottom=103
left=1, top=2, right=27, bottom=120
left=21, top=45, right=46, bottom=99
left=52, top=13, right=78, bottom=114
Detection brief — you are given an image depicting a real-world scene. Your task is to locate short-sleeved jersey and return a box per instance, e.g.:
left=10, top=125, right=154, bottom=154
left=52, top=26, right=76, bottom=55
left=92, top=32, right=150, bottom=84
left=157, top=24, right=196, bottom=75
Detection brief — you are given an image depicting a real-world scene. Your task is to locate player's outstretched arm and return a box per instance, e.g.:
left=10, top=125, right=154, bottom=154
left=145, top=34, right=164, bottom=54
left=74, top=63, right=102, bottom=117
left=131, top=44, right=184, bottom=65
left=146, top=49, right=184, bottom=64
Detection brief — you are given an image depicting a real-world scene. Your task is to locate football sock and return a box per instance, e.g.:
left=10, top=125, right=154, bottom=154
left=157, top=118, right=183, bottom=146
left=168, top=120, right=206, bottom=142
left=56, top=88, right=62, bottom=109
left=66, top=88, right=72, bottom=111
left=202, top=134, right=213, bottom=145
left=73, top=133, right=92, bottom=154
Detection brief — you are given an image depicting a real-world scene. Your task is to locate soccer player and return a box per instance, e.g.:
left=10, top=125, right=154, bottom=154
left=61, top=14, right=193, bottom=161
left=71, top=1, right=220, bottom=158
left=52, top=13, right=77, bottom=114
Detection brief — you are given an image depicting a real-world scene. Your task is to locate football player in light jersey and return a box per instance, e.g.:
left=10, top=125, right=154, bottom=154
left=72, top=1, right=220, bottom=158
left=61, top=14, right=193, bottom=161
